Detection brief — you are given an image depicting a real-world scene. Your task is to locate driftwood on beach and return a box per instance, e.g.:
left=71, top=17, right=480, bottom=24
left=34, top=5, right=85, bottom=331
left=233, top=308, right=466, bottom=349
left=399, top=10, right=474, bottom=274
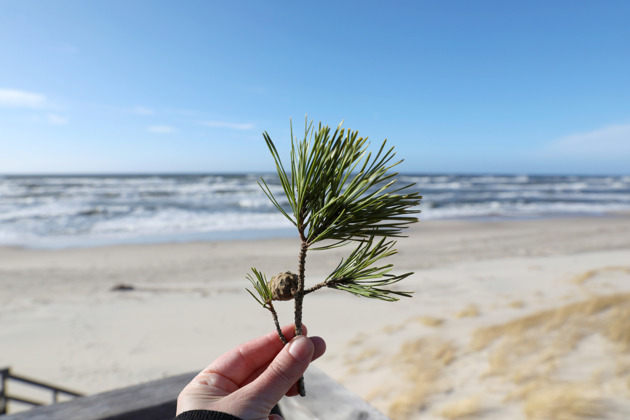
left=2, top=366, right=388, bottom=420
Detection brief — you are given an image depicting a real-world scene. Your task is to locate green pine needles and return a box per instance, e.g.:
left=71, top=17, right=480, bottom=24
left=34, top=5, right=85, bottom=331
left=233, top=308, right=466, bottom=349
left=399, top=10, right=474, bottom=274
left=246, top=119, right=421, bottom=395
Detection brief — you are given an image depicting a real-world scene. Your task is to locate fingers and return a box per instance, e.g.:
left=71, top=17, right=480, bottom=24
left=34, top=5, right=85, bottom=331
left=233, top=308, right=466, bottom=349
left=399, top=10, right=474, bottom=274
left=241, top=335, right=314, bottom=407
left=283, top=335, right=326, bottom=396
left=178, top=326, right=324, bottom=418
left=202, top=324, right=306, bottom=386
left=309, top=336, right=327, bottom=360
left=241, top=334, right=326, bottom=387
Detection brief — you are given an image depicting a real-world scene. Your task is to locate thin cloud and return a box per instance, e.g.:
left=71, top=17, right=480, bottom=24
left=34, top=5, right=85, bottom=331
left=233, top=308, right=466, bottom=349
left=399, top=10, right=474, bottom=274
left=148, top=125, right=176, bottom=133
left=545, top=124, right=630, bottom=157
left=0, top=88, right=47, bottom=108
left=131, top=106, right=155, bottom=115
left=47, top=114, right=68, bottom=125
left=200, top=120, right=255, bottom=130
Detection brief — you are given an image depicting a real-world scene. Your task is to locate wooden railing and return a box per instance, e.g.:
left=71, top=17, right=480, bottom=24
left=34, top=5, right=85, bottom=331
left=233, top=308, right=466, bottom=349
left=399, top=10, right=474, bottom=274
left=0, top=367, right=83, bottom=415
left=1, top=366, right=389, bottom=419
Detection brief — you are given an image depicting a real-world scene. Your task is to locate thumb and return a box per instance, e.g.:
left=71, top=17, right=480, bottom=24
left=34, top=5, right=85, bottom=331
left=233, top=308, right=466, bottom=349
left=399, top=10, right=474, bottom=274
left=244, top=335, right=314, bottom=408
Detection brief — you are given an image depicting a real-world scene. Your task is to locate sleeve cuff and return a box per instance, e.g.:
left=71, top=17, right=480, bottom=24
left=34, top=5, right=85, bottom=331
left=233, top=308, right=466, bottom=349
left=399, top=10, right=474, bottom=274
left=175, top=409, right=243, bottom=420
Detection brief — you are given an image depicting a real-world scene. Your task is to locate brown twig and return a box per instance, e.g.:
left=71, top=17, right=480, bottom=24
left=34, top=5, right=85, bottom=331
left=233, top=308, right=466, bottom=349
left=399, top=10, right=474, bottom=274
left=303, top=281, right=328, bottom=295
left=294, top=233, right=308, bottom=336
left=304, top=278, right=347, bottom=295
left=267, top=301, right=288, bottom=345
left=294, top=229, right=308, bottom=396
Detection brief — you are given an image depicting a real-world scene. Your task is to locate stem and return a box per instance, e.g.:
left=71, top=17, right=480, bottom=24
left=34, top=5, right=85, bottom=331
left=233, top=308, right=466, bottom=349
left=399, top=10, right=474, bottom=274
left=304, top=281, right=328, bottom=295
left=268, top=301, right=288, bottom=345
left=294, top=231, right=308, bottom=336
left=294, top=228, right=308, bottom=396
left=304, top=278, right=347, bottom=295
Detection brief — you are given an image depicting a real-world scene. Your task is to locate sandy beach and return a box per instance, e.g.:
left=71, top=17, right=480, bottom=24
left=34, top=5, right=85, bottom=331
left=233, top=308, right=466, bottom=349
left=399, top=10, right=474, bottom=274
left=2, top=215, right=630, bottom=419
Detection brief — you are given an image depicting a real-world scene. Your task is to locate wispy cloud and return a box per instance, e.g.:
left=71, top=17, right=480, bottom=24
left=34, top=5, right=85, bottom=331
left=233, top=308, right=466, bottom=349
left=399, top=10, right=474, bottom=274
left=131, top=106, right=155, bottom=116
left=200, top=120, right=255, bottom=131
left=148, top=125, right=176, bottom=133
left=545, top=124, right=630, bottom=157
left=24, top=113, right=68, bottom=125
left=47, top=114, right=68, bottom=125
left=0, top=88, right=47, bottom=108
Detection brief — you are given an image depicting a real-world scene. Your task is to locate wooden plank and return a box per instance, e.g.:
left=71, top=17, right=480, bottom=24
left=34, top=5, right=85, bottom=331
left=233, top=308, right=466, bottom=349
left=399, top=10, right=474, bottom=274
left=3, top=366, right=389, bottom=419
left=3, top=394, right=46, bottom=408
left=2, top=372, right=196, bottom=420
left=1, top=367, right=8, bottom=415
left=7, top=372, right=82, bottom=397
left=278, top=366, right=390, bottom=419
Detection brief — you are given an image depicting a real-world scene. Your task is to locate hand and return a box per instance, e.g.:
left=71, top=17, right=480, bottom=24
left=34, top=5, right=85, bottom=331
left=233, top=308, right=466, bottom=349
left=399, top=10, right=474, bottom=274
left=176, top=324, right=326, bottom=420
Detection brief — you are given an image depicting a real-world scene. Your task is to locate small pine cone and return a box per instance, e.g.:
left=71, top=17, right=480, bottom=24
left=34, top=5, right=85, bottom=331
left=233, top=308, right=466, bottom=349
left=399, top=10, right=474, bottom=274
left=270, top=271, right=298, bottom=301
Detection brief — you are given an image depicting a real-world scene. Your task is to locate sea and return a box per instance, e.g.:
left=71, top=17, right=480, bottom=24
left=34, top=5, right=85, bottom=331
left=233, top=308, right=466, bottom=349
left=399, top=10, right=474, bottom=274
left=1, top=173, right=629, bottom=248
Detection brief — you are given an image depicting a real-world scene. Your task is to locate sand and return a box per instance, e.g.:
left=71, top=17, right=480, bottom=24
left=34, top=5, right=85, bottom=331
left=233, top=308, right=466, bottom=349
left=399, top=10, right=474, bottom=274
left=2, top=215, right=630, bottom=419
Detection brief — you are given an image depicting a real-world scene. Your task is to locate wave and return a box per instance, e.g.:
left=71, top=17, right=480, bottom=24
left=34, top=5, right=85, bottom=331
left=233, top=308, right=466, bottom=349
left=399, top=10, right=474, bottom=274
left=1, top=173, right=629, bottom=247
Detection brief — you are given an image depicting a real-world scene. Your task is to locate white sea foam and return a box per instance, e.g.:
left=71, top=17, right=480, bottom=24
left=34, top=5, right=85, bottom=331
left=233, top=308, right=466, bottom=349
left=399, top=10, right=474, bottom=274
left=1, top=173, right=629, bottom=248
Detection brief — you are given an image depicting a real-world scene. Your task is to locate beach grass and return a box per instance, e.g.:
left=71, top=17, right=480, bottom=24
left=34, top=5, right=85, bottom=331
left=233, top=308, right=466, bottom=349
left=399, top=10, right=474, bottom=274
left=387, top=336, right=458, bottom=418
left=455, top=304, right=481, bottom=318
left=437, top=396, right=482, bottom=419
left=414, top=315, right=445, bottom=327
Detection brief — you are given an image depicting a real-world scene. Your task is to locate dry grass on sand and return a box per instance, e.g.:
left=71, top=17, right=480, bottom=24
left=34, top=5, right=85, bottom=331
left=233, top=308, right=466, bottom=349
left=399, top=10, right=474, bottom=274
left=387, top=336, right=458, bottom=419
left=474, top=291, right=630, bottom=419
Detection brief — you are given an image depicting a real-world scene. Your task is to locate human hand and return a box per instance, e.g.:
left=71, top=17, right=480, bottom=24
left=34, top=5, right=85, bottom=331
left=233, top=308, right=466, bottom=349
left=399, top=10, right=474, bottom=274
left=176, top=324, right=326, bottom=420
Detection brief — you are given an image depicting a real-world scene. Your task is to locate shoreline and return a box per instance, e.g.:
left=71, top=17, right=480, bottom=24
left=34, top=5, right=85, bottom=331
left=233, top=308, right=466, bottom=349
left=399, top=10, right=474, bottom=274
left=3, top=211, right=630, bottom=251
left=2, top=215, right=630, bottom=418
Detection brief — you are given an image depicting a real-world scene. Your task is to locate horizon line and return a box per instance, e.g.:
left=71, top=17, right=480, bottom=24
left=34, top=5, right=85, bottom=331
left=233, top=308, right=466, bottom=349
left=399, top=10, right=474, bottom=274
left=1, top=171, right=629, bottom=178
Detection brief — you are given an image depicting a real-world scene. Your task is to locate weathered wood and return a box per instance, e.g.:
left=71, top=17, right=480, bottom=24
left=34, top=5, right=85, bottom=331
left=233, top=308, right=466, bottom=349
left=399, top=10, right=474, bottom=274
left=2, top=372, right=196, bottom=420
left=5, top=371, right=82, bottom=398
left=278, top=366, right=390, bottom=419
left=2, top=366, right=389, bottom=419
left=1, top=368, right=8, bottom=414
left=1, top=367, right=83, bottom=414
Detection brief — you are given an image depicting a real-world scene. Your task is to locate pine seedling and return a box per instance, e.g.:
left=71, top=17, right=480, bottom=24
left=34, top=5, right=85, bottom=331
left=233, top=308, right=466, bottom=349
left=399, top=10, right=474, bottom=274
left=246, top=119, right=421, bottom=395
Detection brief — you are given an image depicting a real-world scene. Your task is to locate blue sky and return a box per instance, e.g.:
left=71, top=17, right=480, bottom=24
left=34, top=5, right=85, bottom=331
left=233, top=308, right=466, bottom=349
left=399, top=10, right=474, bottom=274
left=1, top=1, right=629, bottom=175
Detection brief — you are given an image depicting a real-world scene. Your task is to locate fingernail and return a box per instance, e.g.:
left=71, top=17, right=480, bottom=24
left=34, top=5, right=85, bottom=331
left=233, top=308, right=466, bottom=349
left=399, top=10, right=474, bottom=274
left=288, top=336, right=312, bottom=361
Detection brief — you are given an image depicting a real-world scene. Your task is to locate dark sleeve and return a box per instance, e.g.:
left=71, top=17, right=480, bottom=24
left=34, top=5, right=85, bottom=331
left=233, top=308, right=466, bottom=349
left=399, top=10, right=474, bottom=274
left=175, top=410, right=242, bottom=420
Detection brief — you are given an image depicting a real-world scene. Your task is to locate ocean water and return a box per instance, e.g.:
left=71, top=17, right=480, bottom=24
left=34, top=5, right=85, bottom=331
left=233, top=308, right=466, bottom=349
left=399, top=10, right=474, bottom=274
left=1, top=173, right=629, bottom=248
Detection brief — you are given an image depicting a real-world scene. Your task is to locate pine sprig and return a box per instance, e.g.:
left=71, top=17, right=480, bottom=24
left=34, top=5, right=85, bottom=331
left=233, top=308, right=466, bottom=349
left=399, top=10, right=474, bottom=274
left=305, top=237, right=413, bottom=301
left=246, top=268, right=288, bottom=344
left=246, top=118, right=421, bottom=396
left=245, top=267, right=272, bottom=307
left=261, top=119, right=421, bottom=247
